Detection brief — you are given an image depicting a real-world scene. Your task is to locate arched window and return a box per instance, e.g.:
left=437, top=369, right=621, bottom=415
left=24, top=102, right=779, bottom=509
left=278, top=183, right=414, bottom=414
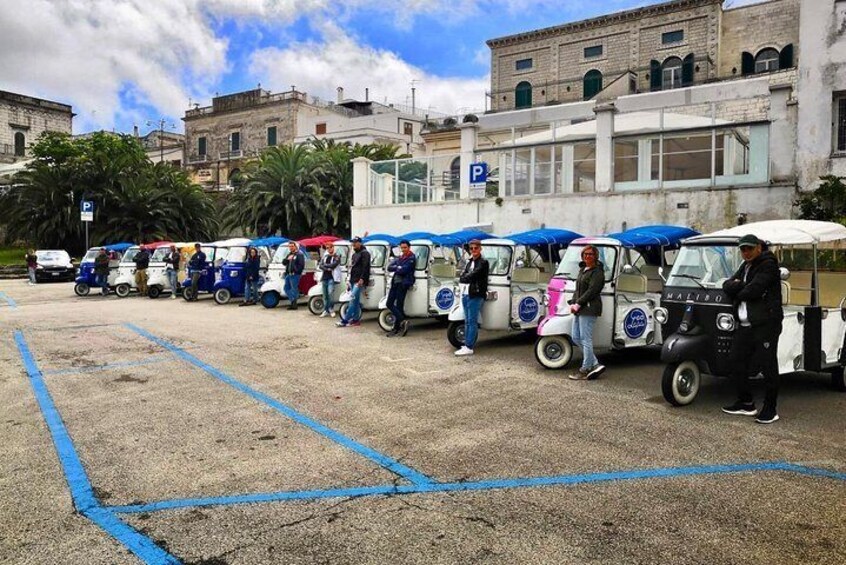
left=449, top=157, right=460, bottom=190
left=13, top=132, right=25, bottom=157
left=583, top=70, right=603, bottom=100
left=755, top=48, right=780, bottom=74
left=515, top=81, right=532, bottom=109
left=662, top=57, right=683, bottom=90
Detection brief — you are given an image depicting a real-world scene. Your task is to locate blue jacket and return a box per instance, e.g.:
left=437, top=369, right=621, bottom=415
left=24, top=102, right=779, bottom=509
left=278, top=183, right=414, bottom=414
left=388, top=252, right=416, bottom=288
left=189, top=251, right=207, bottom=271
left=244, top=255, right=261, bottom=282
left=283, top=250, right=305, bottom=276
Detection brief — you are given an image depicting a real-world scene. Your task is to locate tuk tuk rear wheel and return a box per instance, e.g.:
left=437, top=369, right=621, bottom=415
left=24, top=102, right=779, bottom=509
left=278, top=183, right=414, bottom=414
left=74, top=282, right=90, bottom=297
left=308, top=295, right=325, bottom=316
left=115, top=283, right=131, bottom=298
left=378, top=309, right=395, bottom=332
left=662, top=361, right=701, bottom=406
left=260, top=291, right=279, bottom=309
left=214, top=288, right=231, bottom=305
left=534, top=336, right=573, bottom=370
left=831, top=367, right=846, bottom=392
left=148, top=286, right=161, bottom=299
left=182, top=287, right=194, bottom=301
left=447, top=321, right=466, bottom=349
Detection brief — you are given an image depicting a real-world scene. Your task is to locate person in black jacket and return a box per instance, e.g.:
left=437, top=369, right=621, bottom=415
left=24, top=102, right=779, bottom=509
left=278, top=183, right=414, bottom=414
left=567, top=245, right=606, bottom=380
left=240, top=247, right=261, bottom=306
left=134, top=246, right=151, bottom=296
left=282, top=241, right=306, bottom=310
left=721, top=234, right=784, bottom=424
left=165, top=245, right=181, bottom=299
left=338, top=237, right=370, bottom=327
left=188, top=243, right=207, bottom=301
left=94, top=248, right=111, bottom=296
left=455, top=239, right=489, bottom=356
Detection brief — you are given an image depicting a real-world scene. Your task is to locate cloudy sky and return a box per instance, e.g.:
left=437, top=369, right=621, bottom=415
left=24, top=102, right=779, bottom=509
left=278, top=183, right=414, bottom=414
left=0, top=0, right=762, bottom=134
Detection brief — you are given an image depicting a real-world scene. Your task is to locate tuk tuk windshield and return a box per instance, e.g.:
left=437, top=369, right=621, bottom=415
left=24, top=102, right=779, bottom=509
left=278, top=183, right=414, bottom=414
left=666, top=245, right=741, bottom=288
left=556, top=244, right=617, bottom=281
left=271, top=246, right=299, bottom=264
left=121, top=248, right=140, bottom=263
left=334, top=245, right=350, bottom=266
left=369, top=245, right=388, bottom=268
left=151, top=247, right=172, bottom=261
left=482, top=245, right=513, bottom=276
left=226, top=247, right=249, bottom=263
left=82, top=249, right=101, bottom=262
left=411, top=245, right=429, bottom=270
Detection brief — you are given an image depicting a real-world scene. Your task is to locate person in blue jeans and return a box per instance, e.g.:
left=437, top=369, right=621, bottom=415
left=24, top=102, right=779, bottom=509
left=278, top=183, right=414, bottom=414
left=385, top=240, right=416, bottom=337
left=282, top=241, right=305, bottom=310
left=164, top=245, right=181, bottom=299
left=337, top=237, right=370, bottom=328
left=240, top=246, right=261, bottom=306
left=93, top=248, right=111, bottom=296
left=567, top=245, right=606, bottom=380
left=318, top=242, right=342, bottom=317
left=455, top=239, right=489, bottom=356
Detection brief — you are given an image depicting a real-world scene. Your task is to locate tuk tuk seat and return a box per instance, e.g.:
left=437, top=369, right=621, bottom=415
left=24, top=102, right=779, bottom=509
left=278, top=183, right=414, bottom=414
left=781, top=280, right=791, bottom=306
left=618, top=273, right=648, bottom=294
left=431, top=261, right=456, bottom=278
left=512, top=267, right=541, bottom=284
left=639, top=265, right=664, bottom=293
left=818, top=272, right=846, bottom=308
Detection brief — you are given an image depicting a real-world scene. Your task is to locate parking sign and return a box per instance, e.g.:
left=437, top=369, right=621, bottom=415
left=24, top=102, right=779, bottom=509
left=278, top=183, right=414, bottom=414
left=80, top=200, right=94, bottom=222
left=469, top=162, right=488, bottom=200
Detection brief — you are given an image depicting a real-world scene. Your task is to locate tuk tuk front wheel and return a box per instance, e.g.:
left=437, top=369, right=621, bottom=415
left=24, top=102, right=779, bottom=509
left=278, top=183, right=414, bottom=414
left=308, top=295, right=325, bottom=316
left=534, top=335, right=573, bottom=370
left=182, top=287, right=194, bottom=301
left=74, top=282, right=90, bottom=297
left=339, top=303, right=351, bottom=320
left=662, top=361, right=701, bottom=406
left=830, top=366, right=846, bottom=392
left=214, top=288, right=231, bottom=305
left=148, top=286, right=161, bottom=299
left=260, top=291, right=279, bottom=309
left=378, top=309, right=395, bottom=332
left=447, top=321, right=466, bottom=349
left=115, top=283, right=131, bottom=298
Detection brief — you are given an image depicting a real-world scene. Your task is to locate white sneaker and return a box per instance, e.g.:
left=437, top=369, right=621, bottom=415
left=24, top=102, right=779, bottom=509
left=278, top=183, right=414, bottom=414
left=171, top=294, right=177, bottom=300
left=330, top=311, right=336, bottom=317
left=454, top=346, right=475, bottom=356
left=320, top=311, right=328, bottom=318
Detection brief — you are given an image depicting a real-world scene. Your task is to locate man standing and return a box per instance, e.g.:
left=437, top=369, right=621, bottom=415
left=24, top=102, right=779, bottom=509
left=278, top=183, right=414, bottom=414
left=318, top=242, right=342, bottom=317
left=385, top=239, right=416, bottom=337
left=165, top=245, right=181, bottom=299
left=338, top=237, right=370, bottom=328
left=25, top=249, right=38, bottom=285
left=283, top=241, right=305, bottom=310
left=455, top=239, right=489, bottom=356
left=188, top=243, right=206, bottom=301
left=722, top=234, right=784, bottom=424
left=134, top=246, right=151, bottom=296
left=94, top=247, right=110, bottom=296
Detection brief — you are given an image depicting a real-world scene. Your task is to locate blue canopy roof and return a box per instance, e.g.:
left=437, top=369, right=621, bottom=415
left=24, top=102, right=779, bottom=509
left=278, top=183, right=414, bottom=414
left=103, top=242, right=133, bottom=252
left=400, top=231, right=438, bottom=241
left=606, top=225, right=699, bottom=248
left=430, top=230, right=496, bottom=246
left=361, top=233, right=400, bottom=245
left=250, top=236, right=288, bottom=247
left=504, top=228, right=583, bottom=246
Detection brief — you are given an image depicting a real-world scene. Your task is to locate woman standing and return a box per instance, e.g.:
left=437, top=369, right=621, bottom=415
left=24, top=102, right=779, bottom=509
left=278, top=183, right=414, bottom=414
left=318, top=242, right=341, bottom=317
left=240, top=247, right=261, bottom=306
left=25, top=249, right=38, bottom=285
left=567, top=245, right=606, bottom=380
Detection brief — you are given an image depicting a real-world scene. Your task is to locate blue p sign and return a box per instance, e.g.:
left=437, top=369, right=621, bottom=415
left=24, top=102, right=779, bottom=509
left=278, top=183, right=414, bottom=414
left=470, top=163, right=488, bottom=185
left=80, top=201, right=95, bottom=213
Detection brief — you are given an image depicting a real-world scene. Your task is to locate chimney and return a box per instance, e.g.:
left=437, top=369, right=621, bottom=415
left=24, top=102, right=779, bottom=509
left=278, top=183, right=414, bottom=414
left=337, top=87, right=344, bottom=103
left=133, top=125, right=139, bottom=138
left=365, top=88, right=369, bottom=102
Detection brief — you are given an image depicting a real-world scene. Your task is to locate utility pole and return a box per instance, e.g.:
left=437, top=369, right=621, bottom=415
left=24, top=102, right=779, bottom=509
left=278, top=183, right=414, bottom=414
left=146, top=118, right=175, bottom=163
left=410, top=80, right=419, bottom=116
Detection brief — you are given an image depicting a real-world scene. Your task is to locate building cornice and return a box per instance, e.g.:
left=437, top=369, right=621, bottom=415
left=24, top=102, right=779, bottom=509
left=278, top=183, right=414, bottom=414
left=486, top=0, right=722, bottom=49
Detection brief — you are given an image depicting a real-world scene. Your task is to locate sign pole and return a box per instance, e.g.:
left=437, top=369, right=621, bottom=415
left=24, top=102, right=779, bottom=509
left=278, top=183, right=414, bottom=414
left=85, top=221, right=89, bottom=250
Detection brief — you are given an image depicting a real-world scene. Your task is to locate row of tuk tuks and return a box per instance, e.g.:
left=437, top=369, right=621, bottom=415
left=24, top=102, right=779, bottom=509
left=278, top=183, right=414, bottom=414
left=74, top=220, right=846, bottom=406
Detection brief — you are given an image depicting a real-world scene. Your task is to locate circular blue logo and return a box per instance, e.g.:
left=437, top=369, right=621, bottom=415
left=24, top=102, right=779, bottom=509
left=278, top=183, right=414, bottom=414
left=518, top=296, right=540, bottom=323
left=624, top=308, right=648, bottom=338
left=435, top=287, right=454, bottom=310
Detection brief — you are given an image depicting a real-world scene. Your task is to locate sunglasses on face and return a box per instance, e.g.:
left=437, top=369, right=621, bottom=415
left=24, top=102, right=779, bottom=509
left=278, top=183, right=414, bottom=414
left=583, top=252, right=596, bottom=257
left=469, top=246, right=481, bottom=250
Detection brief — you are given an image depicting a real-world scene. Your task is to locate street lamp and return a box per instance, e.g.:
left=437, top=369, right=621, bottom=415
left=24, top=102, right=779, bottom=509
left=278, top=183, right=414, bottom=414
left=146, top=118, right=176, bottom=163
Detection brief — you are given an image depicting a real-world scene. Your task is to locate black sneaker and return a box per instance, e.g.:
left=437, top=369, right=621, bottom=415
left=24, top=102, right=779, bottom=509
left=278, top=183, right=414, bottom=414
left=400, top=320, right=410, bottom=336
left=586, top=364, right=606, bottom=380
left=386, top=329, right=399, bottom=338
left=755, top=406, right=779, bottom=424
left=721, top=401, right=758, bottom=416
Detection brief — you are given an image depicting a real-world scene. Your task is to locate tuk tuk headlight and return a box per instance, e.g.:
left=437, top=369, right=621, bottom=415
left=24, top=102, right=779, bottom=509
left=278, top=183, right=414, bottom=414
left=654, top=307, right=668, bottom=325
left=716, top=313, right=736, bottom=332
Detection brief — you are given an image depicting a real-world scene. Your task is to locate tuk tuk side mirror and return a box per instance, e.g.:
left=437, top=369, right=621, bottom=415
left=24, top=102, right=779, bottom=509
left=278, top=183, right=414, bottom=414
left=622, top=264, right=635, bottom=275
left=779, top=267, right=790, bottom=281
left=658, top=266, right=667, bottom=282
left=516, top=259, right=525, bottom=269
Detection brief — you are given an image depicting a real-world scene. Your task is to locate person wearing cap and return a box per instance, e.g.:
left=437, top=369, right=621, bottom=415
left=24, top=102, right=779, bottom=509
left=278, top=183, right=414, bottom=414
left=283, top=241, right=306, bottom=310
left=721, top=234, right=784, bottom=424
left=133, top=245, right=151, bottom=296
left=94, top=247, right=110, bottom=296
left=385, top=239, right=416, bottom=337
left=338, top=237, right=370, bottom=327
left=164, top=244, right=181, bottom=299
left=455, top=239, right=489, bottom=356
left=187, top=243, right=207, bottom=301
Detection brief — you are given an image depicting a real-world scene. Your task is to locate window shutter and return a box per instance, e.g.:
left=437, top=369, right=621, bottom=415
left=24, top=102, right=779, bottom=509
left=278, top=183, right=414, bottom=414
left=682, top=54, right=695, bottom=86
left=650, top=60, right=662, bottom=91
left=741, top=52, right=754, bottom=75
left=779, top=44, right=794, bottom=69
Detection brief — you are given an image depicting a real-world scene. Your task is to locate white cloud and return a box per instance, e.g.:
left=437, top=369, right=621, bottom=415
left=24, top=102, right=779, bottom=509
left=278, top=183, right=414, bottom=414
left=249, top=23, right=490, bottom=115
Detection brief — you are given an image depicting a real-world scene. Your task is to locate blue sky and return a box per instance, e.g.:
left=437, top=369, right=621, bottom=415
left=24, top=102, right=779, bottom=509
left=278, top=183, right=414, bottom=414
left=0, top=0, right=761, bottom=135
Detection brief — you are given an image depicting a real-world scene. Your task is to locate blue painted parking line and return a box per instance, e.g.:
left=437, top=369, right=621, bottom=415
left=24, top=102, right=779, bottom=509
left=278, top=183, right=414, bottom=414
left=0, top=291, right=18, bottom=309
left=42, top=355, right=174, bottom=376
left=108, top=460, right=845, bottom=515
left=778, top=462, right=846, bottom=481
left=14, top=330, right=181, bottom=565
left=124, top=323, right=434, bottom=486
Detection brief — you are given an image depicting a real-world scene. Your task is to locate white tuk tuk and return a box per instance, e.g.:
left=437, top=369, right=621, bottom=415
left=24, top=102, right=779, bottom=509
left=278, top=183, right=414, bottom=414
left=306, top=239, right=352, bottom=315
left=336, top=235, right=396, bottom=320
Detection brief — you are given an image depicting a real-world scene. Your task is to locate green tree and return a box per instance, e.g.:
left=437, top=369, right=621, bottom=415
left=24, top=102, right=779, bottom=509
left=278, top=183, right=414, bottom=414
left=794, top=175, right=846, bottom=223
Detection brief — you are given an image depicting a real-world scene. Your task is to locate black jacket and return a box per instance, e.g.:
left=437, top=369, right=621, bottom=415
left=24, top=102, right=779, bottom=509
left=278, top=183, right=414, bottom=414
left=568, top=262, right=605, bottom=316
left=283, top=251, right=305, bottom=276
left=134, top=249, right=150, bottom=270
left=459, top=256, right=489, bottom=298
left=244, top=255, right=261, bottom=281
left=722, top=250, right=784, bottom=325
left=166, top=251, right=180, bottom=271
left=189, top=251, right=207, bottom=271
left=349, top=247, right=371, bottom=286
left=94, top=253, right=110, bottom=276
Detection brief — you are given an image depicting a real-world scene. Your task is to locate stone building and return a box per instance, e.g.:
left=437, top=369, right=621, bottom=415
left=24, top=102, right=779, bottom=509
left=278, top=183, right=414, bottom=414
left=183, top=88, right=321, bottom=190
left=487, top=0, right=799, bottom=111
left=0, top=90, right=73, bottom=164
left=137, top=129, right=185, bottom=168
